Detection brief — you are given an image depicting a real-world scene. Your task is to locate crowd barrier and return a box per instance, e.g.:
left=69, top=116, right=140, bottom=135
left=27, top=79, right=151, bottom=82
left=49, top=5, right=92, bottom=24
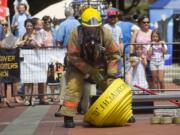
left=0, top=44, right=180, bottom=109
left=0, top=47, right=66, bottom=98
left=121, top=43, right=180, bottom=111
left=123, top=43, right=180, bottom=92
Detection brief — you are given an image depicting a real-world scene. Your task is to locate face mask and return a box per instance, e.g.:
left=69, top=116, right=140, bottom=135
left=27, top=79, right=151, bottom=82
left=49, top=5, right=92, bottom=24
left=84, top=27, right=100, bottom=46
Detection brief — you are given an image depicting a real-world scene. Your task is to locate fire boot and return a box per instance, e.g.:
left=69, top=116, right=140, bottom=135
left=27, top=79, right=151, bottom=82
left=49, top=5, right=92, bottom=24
left=64, top=116, right=75, bottom=128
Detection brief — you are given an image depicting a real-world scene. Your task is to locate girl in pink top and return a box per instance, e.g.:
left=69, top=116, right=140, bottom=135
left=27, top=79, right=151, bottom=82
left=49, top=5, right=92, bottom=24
left=34, top=18, right=53, bottom=47
left=148, top=30, right=167, bottom=91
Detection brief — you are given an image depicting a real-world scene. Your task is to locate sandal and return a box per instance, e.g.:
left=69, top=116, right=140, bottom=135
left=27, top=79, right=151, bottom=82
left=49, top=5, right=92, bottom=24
left=4, top=99, right=14, bottom=108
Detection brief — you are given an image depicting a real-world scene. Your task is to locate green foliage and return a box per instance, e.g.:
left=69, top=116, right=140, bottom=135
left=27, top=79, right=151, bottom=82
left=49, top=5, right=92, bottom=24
left=129, top=3, right=149, bottom=15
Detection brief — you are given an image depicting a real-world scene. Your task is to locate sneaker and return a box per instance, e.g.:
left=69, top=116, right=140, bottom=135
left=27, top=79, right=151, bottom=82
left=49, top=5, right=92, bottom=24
left=39, top=100, right=49, bottom=105
left=24, top=100, right=30, bottom=106
left=4, top=99, right=14, bottom=108
left=54, top=105, right=62, bottom=117
left=64, top=116, right=75, bottom=128
left=128, top=116, right=136, bottom=123
left=30, top=98, right=35, bottom=106
left=54, top=112, right=63, bottom=117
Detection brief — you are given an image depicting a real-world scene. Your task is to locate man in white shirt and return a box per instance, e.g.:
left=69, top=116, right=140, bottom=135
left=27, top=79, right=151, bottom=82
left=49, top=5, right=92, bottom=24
left=104, top=8, right=123, bottom=55
left=104, top=8, right=124, bottom=76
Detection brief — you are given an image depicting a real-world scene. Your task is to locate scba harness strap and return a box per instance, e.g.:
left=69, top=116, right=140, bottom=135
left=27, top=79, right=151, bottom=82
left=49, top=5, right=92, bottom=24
left=77, top=26, right=107, bottom=71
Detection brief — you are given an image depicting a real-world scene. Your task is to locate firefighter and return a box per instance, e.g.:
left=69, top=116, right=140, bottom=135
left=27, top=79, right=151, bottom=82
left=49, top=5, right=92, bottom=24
left=59, top=7, right=120, bottom=128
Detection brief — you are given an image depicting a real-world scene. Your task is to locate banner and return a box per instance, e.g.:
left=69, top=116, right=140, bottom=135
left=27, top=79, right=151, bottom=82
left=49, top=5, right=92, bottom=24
left=0, top=0, right=7, bottom=7
left=20, top=48, right=66, bottom=83
left=0, top=48, right=20, bottom=83
left=0, top=6, right=6, bottom=18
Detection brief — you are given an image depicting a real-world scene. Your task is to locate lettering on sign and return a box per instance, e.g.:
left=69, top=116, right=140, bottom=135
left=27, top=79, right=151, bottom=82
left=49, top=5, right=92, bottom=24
left=0, top=49, right=20, bottom=82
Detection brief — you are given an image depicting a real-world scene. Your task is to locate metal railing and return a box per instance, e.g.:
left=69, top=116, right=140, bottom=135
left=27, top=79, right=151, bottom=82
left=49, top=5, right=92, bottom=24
left=123, top=42, right=180, bottom=91
left=123, top=43, right=180, bottom=110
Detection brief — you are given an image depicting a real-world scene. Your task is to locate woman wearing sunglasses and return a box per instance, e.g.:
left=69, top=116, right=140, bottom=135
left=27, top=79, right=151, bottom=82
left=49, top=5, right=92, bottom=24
left=130, top=15, right=152, bottom=56
left=130, top=15, right=152, bottom=92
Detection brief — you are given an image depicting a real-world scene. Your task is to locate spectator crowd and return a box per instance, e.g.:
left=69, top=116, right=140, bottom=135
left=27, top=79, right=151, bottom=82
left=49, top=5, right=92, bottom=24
left=0, top=1, right=167, bottom=108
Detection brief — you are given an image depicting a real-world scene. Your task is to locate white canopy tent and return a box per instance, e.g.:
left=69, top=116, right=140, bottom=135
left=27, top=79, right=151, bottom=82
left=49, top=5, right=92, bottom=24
left=33, top=0, right=73, bottom=19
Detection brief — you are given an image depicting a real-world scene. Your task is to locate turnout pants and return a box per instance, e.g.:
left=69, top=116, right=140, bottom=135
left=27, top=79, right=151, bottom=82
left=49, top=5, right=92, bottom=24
left=60, top=69, right=84, bottom=117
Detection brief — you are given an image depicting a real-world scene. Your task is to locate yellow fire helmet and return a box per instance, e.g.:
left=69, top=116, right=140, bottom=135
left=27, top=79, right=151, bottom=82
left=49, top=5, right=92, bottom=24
left=81, top=7, right=102, bottom=27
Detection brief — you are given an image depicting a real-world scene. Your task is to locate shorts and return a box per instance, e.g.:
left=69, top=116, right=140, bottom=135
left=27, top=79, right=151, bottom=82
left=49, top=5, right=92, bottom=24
left=150, top=61, right=164, bottom=71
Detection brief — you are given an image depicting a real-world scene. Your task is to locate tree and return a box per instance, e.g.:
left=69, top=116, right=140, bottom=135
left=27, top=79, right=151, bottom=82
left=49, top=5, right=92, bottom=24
left=107, top=0, right=141, bottom=14
left=8, top=0, right=157, bottom=18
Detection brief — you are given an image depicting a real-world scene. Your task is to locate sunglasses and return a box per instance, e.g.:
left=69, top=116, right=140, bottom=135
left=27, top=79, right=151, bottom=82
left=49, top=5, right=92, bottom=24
left=2, top=24, right=8, bottom=26
left=142, top=21, right=150, bottom=24
left=109, top=15, right=117, bottom=18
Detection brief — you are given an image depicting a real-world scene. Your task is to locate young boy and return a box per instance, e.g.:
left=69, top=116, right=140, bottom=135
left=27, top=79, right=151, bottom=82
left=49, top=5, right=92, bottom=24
left=13, top=0, right=30, bottom=14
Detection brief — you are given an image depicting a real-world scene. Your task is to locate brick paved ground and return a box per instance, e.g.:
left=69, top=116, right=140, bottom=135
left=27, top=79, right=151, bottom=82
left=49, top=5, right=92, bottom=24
left=0, top=82, right=180, bottom=135
left=0, top=103, right=180, bottom=135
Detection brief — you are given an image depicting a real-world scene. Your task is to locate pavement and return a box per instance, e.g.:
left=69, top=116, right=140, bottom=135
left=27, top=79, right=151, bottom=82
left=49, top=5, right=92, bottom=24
left=0, top=103, right=180, bottom=135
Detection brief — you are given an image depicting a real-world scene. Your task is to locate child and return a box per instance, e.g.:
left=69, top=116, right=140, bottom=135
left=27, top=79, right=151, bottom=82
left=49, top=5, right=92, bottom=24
left=124, top=55, right=133, bottom=85
left=13, top=0, right=30, bottom=14
left=148, top=30, right=167, bottom=91
left=130, top=45, right=148, bottom=94
left=34, top=19, right=46, bottom=47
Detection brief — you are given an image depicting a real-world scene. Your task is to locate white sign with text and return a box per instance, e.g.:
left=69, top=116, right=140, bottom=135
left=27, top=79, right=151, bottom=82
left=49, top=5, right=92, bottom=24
left=20, top=48, right=66, bottom=83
